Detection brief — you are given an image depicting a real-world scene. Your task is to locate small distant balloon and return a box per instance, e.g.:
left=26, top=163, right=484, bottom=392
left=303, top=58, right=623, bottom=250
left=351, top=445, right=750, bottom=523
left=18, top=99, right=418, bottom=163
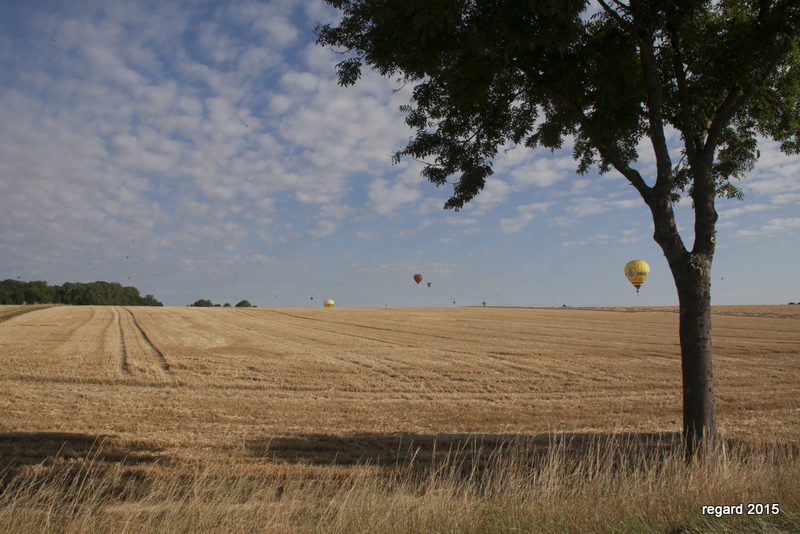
left=482, top=301, right=486, bottom=306
left=52, top=38, right=55, bottom=42
left=453, top=301, right=456, bottom=304
left=323, top=299, right=334, bottom=308
left=414, top=274, right=423, bottom=284
left=427, top=282, right=431, bottom=287
left=310, top=297, right=313, bottom=300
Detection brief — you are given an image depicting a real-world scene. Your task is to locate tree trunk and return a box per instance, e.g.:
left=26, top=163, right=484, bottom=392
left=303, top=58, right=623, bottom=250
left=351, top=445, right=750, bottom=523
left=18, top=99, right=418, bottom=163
left=672, top=254, right=716, bottom=456
left=646, top=188, right=717, bottom=457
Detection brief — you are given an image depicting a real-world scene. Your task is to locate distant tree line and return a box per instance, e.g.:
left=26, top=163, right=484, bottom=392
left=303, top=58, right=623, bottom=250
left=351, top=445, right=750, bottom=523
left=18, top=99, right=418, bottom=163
left=189, top=299, right=254, bottom=308
left=0, top=279, right=163, bottom=306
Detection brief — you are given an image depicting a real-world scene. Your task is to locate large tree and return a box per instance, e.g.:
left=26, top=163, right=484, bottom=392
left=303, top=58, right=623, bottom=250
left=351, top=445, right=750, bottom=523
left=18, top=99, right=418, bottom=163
left=316, top=0, right=800, bottom=451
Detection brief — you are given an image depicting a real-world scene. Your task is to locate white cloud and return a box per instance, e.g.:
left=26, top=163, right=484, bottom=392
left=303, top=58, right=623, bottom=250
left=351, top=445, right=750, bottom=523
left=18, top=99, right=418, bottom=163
left=734, top=217, right=800, bottom=241
left=562, top=228, right=641, bottom=246
left=356, top=231, right=375, bottom=242
left=307, top=204, right=357, bottom=238
left=413, top=197, right=446, bottom=216
left=445, top=217, right=478, bottom=226
left=717, top=203, right=772, bottom=220
left=470, top=178, right=511, bottom=215
left=367, top=176, right=422, bottom=214
left=509, top=156, right=572, bottom=188
left=566, top=197, right=640, bottom=218
left=499, top=202, right=552, bottom=233
left=549, top=216, right=578, bottom=228
left=395, top=219, right=434, bottom=238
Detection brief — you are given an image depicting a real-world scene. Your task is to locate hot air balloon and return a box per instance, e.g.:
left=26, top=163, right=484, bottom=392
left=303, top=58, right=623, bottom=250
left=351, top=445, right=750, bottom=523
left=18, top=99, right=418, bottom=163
left=414, top=274, right=423, bottom=284
left=324, top=299, right=334, bottom=308
left=427, top=282, right=431, bottom=288
left=624, top=260, right=650, bottom=294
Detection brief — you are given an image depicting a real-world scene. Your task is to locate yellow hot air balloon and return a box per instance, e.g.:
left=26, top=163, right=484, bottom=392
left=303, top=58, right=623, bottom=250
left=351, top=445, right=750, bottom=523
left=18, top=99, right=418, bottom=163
left=624, top=260, right=650, bottom=294
left=323, top=299, right=335, bottom=308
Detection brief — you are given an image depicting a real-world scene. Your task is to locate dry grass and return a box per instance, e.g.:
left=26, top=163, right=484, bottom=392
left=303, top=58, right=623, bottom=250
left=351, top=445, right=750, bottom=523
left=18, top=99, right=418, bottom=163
left=0, top=304, right=53, bottom=324
left=1, top=305, right=798, bottom=532
left=0, top=433, right=797, bottom=533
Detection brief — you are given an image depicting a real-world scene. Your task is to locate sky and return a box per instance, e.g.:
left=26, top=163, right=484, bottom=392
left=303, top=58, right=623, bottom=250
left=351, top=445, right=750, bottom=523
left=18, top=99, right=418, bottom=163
left=1, top=0, right=798, bottom=308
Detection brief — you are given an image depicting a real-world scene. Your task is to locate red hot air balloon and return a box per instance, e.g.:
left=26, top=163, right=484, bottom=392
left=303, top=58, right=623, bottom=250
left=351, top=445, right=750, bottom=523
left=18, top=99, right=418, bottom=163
left=414, top=274, right=423, bottom=284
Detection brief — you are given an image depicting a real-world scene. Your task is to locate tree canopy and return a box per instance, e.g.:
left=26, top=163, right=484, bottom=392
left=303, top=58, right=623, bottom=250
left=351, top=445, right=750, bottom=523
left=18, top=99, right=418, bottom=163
left=318, top=0, right=800, bottom=210
left=189, top=299, right=216, bottom=307
left=0, top=279, right=163, bottom=306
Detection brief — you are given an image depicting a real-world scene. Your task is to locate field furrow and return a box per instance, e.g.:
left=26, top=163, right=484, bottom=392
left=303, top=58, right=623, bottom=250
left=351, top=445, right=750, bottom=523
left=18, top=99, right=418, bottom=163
left=117, top=307, right=172, bottom=385
left=0, top=306, right=125, bottom=383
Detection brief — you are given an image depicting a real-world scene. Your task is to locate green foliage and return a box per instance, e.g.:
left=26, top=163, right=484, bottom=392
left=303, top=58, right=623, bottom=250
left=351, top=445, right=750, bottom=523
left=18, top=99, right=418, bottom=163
left=190, top=299, right=215, bottom=307
left=235, top=300, right=252, bottom=308
left=317, top=0, right=800, bottom=210
left=0, top=280, right=163, bottom=306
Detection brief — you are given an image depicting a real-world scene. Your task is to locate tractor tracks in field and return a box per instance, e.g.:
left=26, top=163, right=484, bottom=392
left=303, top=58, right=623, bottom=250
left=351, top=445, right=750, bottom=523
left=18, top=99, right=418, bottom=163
left=114, top=307, right=129, bottom=374
left=114, top=307, right=171, bottom=382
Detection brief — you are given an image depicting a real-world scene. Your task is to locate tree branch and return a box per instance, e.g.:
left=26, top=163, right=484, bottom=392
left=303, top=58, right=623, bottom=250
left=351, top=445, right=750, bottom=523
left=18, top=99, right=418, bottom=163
left=636, top=30, right=674, bottom=195
left=597, top=0, right=633, bottom=34
left=668, top=31, right=701, bottom=164
left=514, top=59, right=653, bottom=201
left=705, top=17, right=800, bottom=154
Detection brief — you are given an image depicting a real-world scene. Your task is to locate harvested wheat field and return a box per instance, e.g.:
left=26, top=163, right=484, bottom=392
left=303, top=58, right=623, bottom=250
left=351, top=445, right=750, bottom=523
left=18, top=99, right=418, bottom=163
left=1, top=305, right=799, bottom=533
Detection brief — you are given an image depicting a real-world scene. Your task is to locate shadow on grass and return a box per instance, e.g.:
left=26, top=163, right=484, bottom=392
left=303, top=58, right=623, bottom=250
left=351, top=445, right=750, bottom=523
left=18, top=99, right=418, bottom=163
left=245, top=431, right=686, bottom=471
left=0, top=431, right=166, bottom=484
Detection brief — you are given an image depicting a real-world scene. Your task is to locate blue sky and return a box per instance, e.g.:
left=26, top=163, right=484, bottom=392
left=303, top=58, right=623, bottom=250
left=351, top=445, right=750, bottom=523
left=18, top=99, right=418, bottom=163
left=1, top=0, right=798, bottom=308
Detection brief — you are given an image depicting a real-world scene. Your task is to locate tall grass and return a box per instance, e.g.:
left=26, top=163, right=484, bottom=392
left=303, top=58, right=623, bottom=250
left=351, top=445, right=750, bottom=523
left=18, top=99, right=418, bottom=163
left=1, top=432, right=797, bottom=533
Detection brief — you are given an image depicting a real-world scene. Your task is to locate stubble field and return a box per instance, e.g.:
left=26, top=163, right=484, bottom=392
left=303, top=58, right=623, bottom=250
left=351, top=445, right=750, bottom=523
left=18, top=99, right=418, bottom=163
left=1, top=305, right=798, bottom=533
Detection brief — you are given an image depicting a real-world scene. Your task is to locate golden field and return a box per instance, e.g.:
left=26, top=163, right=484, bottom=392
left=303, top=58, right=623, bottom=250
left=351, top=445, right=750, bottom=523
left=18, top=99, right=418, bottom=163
left=1, top=305, right=798, bottom=533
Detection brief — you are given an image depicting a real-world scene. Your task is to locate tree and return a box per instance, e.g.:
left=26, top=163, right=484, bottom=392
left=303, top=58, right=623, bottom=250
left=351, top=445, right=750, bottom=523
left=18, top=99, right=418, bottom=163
left=142, top=294, right=164, bottom=307
left=190, top=299, right=215, bottom=307
left=316, top=0, right=800, bottom=453
left=235, top=300, right=253, bottom=308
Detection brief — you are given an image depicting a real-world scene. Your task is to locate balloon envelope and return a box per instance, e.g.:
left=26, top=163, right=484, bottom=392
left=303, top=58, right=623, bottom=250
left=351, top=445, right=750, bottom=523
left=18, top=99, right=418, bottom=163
left=323, top=299, right=334, bottom=308
left=414, top=274, right=423, bottom=284
left=624, top=260, right=650, bottom=293
left=427, top=282, right=431, bottom=287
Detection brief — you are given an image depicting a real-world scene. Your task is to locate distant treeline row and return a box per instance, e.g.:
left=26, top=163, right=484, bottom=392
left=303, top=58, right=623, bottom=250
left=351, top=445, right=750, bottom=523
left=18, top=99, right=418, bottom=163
left=189, top=299, right=255, bottom=308
left=0, top=279, right=163, bottom=306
